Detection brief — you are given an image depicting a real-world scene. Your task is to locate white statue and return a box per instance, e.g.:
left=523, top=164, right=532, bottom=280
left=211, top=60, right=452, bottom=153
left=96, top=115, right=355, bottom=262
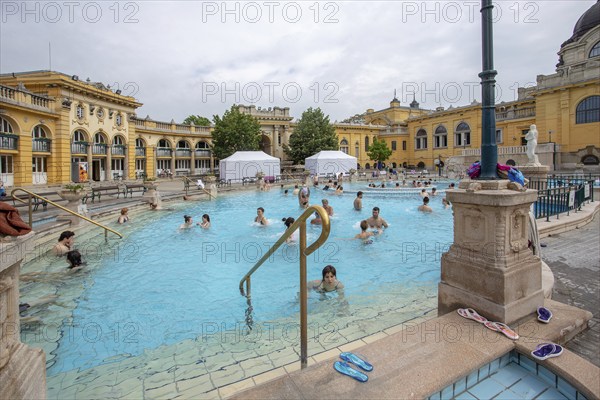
left=525, top=124, right=540, bottom=166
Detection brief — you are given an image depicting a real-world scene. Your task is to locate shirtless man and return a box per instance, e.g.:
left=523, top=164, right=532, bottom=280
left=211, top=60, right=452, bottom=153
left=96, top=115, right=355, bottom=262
left=53, top=231, right=75, bottom=256
left=366, top=207, right=388, bottom=232
left=354, top=191, right=363, bottom=211
left=321, top=199, right=334, bottom=216
left=355, top=220, right=374, bottom=240
left=418, top=197, right=433, bottom=213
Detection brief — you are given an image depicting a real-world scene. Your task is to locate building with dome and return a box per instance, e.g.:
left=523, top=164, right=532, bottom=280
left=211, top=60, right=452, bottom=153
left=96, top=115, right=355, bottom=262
left=0, top=1, right=598, bottom=186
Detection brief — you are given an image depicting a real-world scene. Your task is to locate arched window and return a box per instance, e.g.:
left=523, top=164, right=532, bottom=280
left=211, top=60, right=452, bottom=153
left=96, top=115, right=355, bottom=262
left=340, top=138, right=349, bottom=154
left=581, top=155, right=599, bottom=165
left=94, top=133, right=106, bottom=144
left=590, top=41, right=600, bottom=58
left=0, top=116, right=14, bottom=134
left=158, top=139, right=171, bottom=148
left=576, top=96, right=600, bottom=124
left=415, top=129, right=427, bottom=150
left=177, top=140, right=190, bottom=149
left=434, top=125, right=448, bottom=148
left=196, top=141, right=210, bottom=149
left=72, top=130, right=87, bottom=142
left=113, top=136, right=124, bottom=145
left=364, top=136, right=370, bottom=152
left=32, top=125, right=48, bottom=138
left=417, top=161, right=426, bottom=169
left=365, top=163, right=371, bottom=169
left=455, top=122, right=471, bottom=147
left=135, top=138, right=145, bottom=148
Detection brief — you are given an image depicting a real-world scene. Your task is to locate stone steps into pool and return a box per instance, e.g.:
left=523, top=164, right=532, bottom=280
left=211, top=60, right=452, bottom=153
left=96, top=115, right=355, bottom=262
left=227, top=299, right=598, bottom=400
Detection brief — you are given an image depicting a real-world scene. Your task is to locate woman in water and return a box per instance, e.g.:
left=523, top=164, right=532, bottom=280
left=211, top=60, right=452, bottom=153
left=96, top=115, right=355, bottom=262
left=255, top=207, right=268, bottom=225
left=179, top=215, right=194, bottom=229
left=282, top=217, right=297, bottom=243
left=117, top=208, right=129, bottom=224
left=309, top=265, right=344, bottom=293
left=197, top=214, right=211, bottom=228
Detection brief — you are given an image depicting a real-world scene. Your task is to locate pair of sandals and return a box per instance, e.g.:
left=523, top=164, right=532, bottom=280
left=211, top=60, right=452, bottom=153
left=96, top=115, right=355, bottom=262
left=457, top=308, right=519, bottom=340
left=333, top=352, right=373, bottom=382
left=531, top=342, right=563, bottom=361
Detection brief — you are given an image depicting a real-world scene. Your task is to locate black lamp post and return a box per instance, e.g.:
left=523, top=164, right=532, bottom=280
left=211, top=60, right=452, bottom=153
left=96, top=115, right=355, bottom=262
left=478, top=0, right=498, bottom=179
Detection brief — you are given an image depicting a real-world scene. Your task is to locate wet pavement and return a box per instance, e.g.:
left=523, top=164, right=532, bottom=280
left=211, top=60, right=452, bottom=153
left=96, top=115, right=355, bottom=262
left=541, top=212, right=600, bottom=367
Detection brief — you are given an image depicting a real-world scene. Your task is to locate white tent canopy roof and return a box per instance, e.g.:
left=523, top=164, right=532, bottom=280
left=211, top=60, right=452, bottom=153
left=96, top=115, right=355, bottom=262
left=304, top=151, right=357, bottom=176
left=220, top=151, right=279, bottom=161
left=219, top=151, right=281, bottom=181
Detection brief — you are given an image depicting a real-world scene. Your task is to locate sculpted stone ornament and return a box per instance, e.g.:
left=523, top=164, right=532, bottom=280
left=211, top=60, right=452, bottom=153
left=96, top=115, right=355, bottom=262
left=525, top=124, right=541, bottom=166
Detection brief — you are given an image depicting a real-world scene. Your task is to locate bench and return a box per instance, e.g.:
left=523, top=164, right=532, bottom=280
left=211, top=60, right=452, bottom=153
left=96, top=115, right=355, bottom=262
left=124, top=184, right=146, bottom=198
left=86, top=185, right=125, bottom=203
left=217, top=179, right=231, bottom=188
left=9, top=191, right=62, bottom=211
left=242, top=177, right=256, bottom=185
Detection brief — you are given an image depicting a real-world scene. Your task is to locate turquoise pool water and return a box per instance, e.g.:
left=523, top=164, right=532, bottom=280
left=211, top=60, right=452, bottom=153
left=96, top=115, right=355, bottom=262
left=20, top=182, right=454, bottom=379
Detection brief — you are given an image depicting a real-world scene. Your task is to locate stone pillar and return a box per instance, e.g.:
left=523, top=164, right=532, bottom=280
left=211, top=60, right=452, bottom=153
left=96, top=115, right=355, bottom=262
left=0, top=233, right=46, bottom=399
left=519, top=165, right=550, bottom=190
left=438, top=179, right=543, bottom=325
left=56, top=190, right=86, bottom=225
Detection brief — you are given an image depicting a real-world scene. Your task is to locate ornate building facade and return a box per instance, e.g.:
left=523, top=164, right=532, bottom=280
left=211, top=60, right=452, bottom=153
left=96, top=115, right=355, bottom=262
left=0, top=1, right=598, bottom=187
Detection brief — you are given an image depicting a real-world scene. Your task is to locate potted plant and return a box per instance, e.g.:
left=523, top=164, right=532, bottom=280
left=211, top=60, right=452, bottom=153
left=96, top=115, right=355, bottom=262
left=58, top=183, right=87, bottom=204
left=255, top=172, right=265, bottom=179
left=143, top=177, right=158, bottom=190
left=204, top=175, right=217, bottom=183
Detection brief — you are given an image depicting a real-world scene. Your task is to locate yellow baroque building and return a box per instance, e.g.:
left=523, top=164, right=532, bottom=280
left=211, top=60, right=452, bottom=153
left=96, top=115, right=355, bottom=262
left=0, top=2, right=598, bottom=187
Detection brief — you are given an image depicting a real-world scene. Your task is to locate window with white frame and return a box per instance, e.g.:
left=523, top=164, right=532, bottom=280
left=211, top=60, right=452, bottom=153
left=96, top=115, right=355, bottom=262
left=434, top=125, right=448, bottom=148
left=590, top=41, right=600, bottom=58
left=176, top=159, right=191, bottom=170
left=340, top=139, right=349, bottom=154
left=495, top=129, right=503, bottom=144
left=0, top=116, right=14, bottom=134
left=136, top=138, right=145, bottom=147
left=0, top=155, right=13, bottom=174
left=76, top=104, right=85, bottom=119
left=115, top=113, right=123, bottom=126
left=72, top=130, right=87, bottom=142
left=158, top=139, right=170, bottom=148
left=113, top=136, right=124, bottom=145
left=455, top=122, right=471, bottom=147
left=111, top=158, right=124, bottom=172
left=94, top=133, right=106, bottom=144
left=32, top=125, right=47, bottom=138
left=415, top=129, right=427, bottom=150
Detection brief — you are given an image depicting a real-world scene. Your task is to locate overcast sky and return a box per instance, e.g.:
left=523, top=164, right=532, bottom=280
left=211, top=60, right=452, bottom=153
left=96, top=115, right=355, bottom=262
left=0, top=1, right=595, bottom=123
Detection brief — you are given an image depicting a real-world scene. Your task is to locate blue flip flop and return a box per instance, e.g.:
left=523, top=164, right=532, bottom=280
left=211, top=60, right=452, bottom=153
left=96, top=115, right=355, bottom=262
left=334, top=361, right=368, bottom=382
left=531, top=343, right=563, bottom=361
left=340, top=352, right=374, bottom=372
left=537, top=306, right=553, bottom=323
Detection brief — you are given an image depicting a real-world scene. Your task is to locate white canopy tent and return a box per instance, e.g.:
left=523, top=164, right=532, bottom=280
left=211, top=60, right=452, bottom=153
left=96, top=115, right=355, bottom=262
left=219, top=151, right=281, bottom=182
left=305, top=151, right=358, bottom=177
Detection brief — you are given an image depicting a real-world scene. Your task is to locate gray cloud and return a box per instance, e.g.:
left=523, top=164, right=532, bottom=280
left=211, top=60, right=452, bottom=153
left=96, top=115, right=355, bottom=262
left=0, top=1, right=594, bottom=122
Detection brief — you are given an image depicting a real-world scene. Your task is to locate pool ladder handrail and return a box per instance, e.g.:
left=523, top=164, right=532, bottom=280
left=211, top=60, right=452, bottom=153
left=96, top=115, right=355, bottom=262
left=10, top=187, right=123, bottom=240
left=182, top=176, right=214, bottom=199
left=239, top=205, right=330, bottom=369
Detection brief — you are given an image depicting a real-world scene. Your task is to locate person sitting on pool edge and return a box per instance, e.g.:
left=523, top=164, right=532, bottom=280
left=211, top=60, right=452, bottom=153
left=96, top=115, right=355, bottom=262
left=255, top=207, right=268, bottom=225
left=53, top=230, right=75, bottom=256
left=66, top=250, right=86, bottom=271
left=179, top=215, right=194, bottom=229
left=308, top=265, right=344, bottom=293
left=418, top=197, right=433, bottom=212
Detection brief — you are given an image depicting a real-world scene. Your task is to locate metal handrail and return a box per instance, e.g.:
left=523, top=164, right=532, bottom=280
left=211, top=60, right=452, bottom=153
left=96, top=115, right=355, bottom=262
left=10, top=188, right=123, bottom=240
left=239, top=205, right=330, bottom=369
left=182, top=176, right=214, bottom=199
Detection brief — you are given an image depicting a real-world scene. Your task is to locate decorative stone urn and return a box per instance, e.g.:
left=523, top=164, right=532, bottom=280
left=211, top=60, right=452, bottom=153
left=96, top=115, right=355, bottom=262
left=349, top=169, right=357, bottom=182
left=302, top=170, right=312, bottom=187
left=256, top=172, right=265, bottom=190
left=142, top=181, right=159, bottom=204
left=57, top=188, right=86, bottom=225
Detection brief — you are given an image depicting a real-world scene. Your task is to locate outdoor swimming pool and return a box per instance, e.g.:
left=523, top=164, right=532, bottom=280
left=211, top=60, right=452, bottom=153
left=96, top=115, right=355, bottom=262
left=19, top=181, right=455, bottom=397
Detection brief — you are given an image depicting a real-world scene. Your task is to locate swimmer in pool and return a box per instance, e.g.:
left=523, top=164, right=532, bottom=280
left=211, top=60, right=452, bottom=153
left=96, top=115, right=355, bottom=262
left=197, top=214, right=211, bottom=228
left=355, top=220, right=375, bottom=242
left=255, top=207, right=268, bottom=225
left=308, top=265, right=344, bottom=293
left=179, top=215, right=194, bottom=229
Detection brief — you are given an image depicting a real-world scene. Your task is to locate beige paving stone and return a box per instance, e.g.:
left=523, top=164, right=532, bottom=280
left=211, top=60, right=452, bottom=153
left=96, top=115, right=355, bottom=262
left=176, top=373, right=215, bottom=394
left=209, top=364, right=246, bottom=388
left=144, top=381, right=179, bottom=400
left=383, top=323, right=404, bottom=336
left=312, top=348, right=340, bottom=364
left=252, top=367, right=287, bottom=386
left=362, top=331, right=389, bottom=344
left=283, top=357, right=317, bottom=373
left=176, top=388, right=220, bottom=400
left=338, top=339, right=367, bottom=353
left=143, top=369, right=175, bottom=390
left=217, top=377, right=255, bottom=399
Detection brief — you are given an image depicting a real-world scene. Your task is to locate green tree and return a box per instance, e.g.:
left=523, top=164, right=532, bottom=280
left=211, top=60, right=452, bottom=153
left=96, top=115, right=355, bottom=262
left=183, top=115, right=211, bottom=126
left=284, top=107, right=338, bottom=164
left=211, top=106, right=261, bottom=160
left=367, top=138, right=392, bottom=168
